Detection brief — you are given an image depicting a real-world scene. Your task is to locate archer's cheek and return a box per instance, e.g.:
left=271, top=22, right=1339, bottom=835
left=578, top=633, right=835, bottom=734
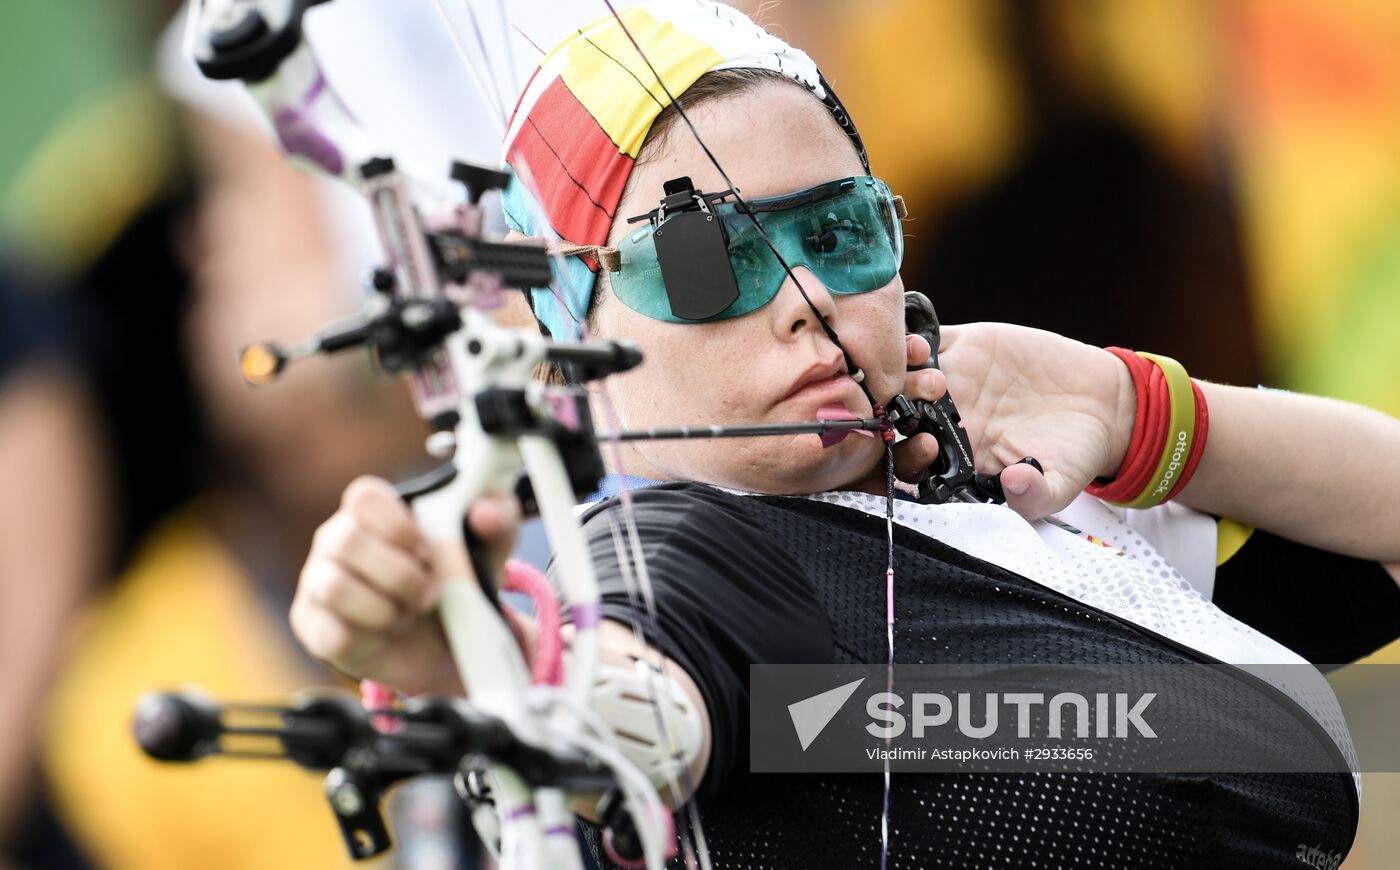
left=843, top=291, right=908, bottom=397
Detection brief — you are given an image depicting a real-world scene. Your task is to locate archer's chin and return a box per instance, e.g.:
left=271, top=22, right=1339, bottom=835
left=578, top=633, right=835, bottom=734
left=750, top=433, right=886, bottom=496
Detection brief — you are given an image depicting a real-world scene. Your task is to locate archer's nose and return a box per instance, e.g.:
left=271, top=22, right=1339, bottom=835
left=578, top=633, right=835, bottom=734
left=770, top=266, right=838, bottom=341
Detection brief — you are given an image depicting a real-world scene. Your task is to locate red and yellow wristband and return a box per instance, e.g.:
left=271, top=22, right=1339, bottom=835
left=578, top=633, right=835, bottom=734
left=1086, top=348, right=1210, bottom=509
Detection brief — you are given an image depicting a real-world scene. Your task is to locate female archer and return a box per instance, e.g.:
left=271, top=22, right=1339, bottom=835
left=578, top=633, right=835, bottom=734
left=290, top=2, right=1400, bottom=867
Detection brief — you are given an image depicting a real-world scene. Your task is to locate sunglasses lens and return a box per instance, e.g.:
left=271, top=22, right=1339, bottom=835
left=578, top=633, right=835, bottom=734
left=612, top=177, right=904, bottom=323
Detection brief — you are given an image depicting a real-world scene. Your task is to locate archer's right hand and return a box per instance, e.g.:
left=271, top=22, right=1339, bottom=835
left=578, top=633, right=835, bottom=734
left=291, top=475, right=520, bottom=696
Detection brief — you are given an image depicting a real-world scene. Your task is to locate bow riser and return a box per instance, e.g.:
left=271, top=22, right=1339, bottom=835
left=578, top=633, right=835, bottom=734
left=183, top=3, right=670, bottom=867
left=421, top=320, right=604, bottom=870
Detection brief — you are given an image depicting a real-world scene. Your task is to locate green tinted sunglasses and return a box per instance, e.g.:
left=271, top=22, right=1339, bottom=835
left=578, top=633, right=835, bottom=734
left=605, top=176, right=906, bottom=324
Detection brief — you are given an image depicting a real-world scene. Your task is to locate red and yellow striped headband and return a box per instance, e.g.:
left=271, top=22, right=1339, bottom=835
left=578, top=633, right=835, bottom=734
left=501, top=0, right=867, bottom=339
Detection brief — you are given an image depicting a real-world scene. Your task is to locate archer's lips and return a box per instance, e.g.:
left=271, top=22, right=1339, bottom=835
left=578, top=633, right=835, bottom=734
left=782, top=359, right=857, bottom=404
left=783, top=374, right=860, bottom=408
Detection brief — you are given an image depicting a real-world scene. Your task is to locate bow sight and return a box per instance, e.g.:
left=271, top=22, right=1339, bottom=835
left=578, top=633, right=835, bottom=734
left=232, top=153, right=643, bottom=505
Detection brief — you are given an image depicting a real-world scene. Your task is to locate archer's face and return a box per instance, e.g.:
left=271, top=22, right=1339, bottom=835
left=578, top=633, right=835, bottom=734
left=591, top=81, right=907, bottom=495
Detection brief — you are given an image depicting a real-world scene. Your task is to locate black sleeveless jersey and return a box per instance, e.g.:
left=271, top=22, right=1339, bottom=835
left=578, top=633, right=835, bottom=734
left=574, top=483, right=1360, bottom=869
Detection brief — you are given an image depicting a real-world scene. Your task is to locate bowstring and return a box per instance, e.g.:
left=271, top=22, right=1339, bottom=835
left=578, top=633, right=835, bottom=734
left=882, top=442, right=896, bottom=870
left=594, top=2, right=899, bottom=860
left=428, top=0, right=509, bottom=137
left=595, top=0, right=882, bottom=417
left=458, top=3, right=903, bottom=865
left=448, top=4, right=712, bottom=867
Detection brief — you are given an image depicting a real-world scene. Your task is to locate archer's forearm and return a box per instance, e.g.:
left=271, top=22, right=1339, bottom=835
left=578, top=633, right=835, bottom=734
left=1175, top=382, right=1400, bottom=565
left=566, top=619, right=712, bottom=820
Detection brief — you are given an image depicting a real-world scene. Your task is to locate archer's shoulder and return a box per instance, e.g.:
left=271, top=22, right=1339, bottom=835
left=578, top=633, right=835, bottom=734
left=579, top=481, right=759, bottom=534
left=578, top=482, right=823, bottom=604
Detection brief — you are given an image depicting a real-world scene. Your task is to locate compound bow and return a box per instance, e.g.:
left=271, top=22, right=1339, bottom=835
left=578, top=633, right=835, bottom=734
left=133, top=3, right=1032, bottom=868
